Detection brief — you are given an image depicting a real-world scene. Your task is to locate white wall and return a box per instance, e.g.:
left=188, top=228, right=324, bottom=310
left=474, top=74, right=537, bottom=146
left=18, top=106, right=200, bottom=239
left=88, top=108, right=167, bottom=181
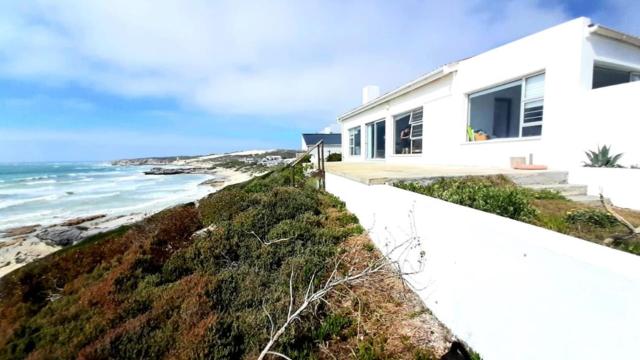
left=326, top=172, right=640, bottom=360
left=339, top=17, right=640, bottom=170
left=569, top=167, right=640, bottom=210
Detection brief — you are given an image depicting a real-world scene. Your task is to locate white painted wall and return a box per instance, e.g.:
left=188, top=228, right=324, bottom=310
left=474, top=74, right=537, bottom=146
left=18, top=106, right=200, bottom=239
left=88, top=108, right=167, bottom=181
left=569, top=167, right=640, bottom=210
left=339, top=17, right=640, bottom=170
left=326, top=172, right=640, bottom=360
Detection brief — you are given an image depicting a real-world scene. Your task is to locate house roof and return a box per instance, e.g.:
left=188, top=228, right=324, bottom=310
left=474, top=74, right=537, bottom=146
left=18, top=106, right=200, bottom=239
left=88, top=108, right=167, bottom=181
left=589, top=24, right=640, bottom=48
left=337, top=63, right=458, bottom=122
left=302, top=133, right=341, bottom=146
left=337, top=19, right=640, bottom=124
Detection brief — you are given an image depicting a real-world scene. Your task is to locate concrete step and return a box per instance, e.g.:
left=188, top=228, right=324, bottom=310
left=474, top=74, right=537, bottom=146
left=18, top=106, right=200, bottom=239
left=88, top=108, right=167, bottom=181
left=523, top=184, right=588, bottom=197
left=507, top=171, right=568, bottom=186
left=566, top=195, right=610, bottom=206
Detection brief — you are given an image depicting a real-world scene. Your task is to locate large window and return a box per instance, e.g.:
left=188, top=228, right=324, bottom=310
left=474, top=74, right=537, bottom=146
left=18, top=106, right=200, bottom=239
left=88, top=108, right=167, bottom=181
left=394, top=107, right=423, bottom=154
left=593, top=65, right=640, bottom=89
left=366, top=119, right=385, bottom=159
left=348, top=126, right=361, bottom=156
left=468, top=73, right=545, bottom=140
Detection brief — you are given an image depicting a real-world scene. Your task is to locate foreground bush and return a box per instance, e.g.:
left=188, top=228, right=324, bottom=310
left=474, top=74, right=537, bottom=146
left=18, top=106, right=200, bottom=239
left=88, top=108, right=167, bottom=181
left=0, top=169, right=364, bottom=359
left=326, top=153, right=342, bottom=162
left=565, top=208, right=619, bottom=228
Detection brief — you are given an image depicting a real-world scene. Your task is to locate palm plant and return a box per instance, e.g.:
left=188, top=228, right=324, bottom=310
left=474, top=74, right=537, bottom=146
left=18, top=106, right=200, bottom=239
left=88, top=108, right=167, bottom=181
left=583, top=145, right=624, bottom=168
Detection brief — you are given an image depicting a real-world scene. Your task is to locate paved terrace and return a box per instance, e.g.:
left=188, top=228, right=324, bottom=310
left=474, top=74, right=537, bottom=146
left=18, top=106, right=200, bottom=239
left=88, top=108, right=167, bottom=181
left=325, top=162, right=563, bottom=185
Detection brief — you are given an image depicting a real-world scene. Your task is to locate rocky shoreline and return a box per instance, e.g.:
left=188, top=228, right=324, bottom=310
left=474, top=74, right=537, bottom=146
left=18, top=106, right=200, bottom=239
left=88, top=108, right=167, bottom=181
left=0, top=167, right=253, bottom=278
left=143, top=166, right=217, bottom=175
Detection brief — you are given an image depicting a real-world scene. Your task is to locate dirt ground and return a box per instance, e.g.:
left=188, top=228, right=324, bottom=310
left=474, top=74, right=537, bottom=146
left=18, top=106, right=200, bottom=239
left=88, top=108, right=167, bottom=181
left=319, top=234, right=455, bottom=359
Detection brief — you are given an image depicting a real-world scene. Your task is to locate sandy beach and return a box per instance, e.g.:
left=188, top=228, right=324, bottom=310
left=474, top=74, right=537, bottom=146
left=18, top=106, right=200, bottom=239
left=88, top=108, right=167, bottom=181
left=0, top=167, right=253, bottom=278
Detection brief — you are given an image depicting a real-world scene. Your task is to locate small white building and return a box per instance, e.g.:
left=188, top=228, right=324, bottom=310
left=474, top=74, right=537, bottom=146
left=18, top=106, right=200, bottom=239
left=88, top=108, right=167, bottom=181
left=301, top=133, right=342, bottom=160
left=258, top=155, right=283, bottom=167
left=338, top=17, right=640, bottom=169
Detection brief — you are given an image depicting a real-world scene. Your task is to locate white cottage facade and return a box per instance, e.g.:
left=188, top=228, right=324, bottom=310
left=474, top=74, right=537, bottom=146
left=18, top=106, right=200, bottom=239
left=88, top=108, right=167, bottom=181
left=338, top=17, right=640, bottom=169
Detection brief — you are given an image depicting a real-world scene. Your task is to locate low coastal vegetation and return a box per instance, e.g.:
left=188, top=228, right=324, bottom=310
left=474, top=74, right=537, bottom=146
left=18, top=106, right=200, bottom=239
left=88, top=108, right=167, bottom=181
left=395, top=176, right=640, bottom=255
left=0, top=168, right=454, bottom=359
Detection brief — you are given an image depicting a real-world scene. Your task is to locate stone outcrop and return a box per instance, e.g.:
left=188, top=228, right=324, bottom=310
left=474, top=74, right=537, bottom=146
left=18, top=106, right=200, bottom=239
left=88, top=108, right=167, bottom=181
left=61, top=214, right=106, bottom=226
left=36, top=227, right=85, bottom=246
left=0, top=225, right=40, bottom=237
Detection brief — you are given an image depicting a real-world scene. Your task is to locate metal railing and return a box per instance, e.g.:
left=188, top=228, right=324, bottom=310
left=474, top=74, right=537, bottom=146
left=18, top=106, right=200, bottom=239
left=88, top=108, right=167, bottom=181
left=287, top=140, right=325, bottom=190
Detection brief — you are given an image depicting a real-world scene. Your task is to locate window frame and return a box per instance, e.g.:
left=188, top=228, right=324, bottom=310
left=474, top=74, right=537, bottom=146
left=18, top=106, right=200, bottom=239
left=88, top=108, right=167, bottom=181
left=519, top=73, right=545, bottom=137
left=348, top=126, right=361, bottom=156
left=466, top=71, right=545, bottom=141
left=393, top=107, right=423, bottom=155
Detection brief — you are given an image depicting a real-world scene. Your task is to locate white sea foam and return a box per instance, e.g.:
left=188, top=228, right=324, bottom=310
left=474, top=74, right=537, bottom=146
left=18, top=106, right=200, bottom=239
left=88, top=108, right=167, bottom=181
left=0, top=194, right=60, bottom=210
left=0, top=162, right=215, bottom=232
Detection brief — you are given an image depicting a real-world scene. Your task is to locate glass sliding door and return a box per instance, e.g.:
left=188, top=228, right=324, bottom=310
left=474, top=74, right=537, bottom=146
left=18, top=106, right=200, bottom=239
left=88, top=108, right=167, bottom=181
left=366, top=119, right=385, bottom=159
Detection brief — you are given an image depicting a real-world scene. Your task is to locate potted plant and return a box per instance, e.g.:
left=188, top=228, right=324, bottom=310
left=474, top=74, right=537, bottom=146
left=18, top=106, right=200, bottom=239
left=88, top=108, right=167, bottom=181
left=474, top=129, right=489, bottom=141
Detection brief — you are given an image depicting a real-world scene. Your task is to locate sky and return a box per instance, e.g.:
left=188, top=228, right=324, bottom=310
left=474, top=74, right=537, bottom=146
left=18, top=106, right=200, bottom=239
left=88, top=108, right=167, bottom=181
left=0, top=0, right=638, bottom=162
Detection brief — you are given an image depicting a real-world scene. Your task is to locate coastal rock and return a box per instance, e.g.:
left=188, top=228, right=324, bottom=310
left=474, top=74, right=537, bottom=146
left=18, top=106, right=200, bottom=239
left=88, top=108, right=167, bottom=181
left=199, top=178, right=226, bottom=187
left=61, top=214, right=107, bottom=226
left=111, top=156, right=200, bottom=166
left=144, top=167, right=195, bottom=175
left=1, top=225, right=40, bottom=238
left=143, top=167, right=217, bottom=175
left=190, top=225, right=218, bottom=240
left=36, top=227, right=85, bottom=246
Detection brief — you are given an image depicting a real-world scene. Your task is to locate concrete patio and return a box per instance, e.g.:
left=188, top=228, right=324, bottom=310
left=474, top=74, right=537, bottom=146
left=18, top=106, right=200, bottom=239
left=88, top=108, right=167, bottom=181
left=325, top=162, right=566, bottom=185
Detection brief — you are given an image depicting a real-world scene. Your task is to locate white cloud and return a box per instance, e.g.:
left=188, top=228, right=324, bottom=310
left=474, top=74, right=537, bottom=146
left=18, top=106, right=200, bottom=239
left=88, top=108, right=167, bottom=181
left=2, top=0, right=632, bottom=124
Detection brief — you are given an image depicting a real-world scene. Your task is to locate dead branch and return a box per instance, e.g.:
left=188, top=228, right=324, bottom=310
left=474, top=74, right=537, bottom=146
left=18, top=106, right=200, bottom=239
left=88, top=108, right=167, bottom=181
left=247, top=231, right=294, bottom=246
left=257, top=211, right=425, bottom=360
left=600, top=194, right=640, bottom=244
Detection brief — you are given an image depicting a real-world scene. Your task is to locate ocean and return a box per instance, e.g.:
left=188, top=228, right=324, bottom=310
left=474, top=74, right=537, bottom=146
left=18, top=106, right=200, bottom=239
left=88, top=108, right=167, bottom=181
left=0, top=162, right=214, bottom=233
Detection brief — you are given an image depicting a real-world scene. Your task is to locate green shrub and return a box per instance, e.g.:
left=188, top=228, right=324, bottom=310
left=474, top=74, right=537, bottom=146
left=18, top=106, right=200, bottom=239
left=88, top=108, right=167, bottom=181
left=356, top=337, right=387, bottom=360
left=395, top=177, right=538, bottom=222
left=315, top=314, right=351, bottom=341
left=0, top=168, right=363, bottom=360
left=524, top=188, right=567, bottom=200
left=326, top=153, right=342, bottom=162
left=413, top=348, right=436, bottom=360
left=565, top=208, right=619, bottom=228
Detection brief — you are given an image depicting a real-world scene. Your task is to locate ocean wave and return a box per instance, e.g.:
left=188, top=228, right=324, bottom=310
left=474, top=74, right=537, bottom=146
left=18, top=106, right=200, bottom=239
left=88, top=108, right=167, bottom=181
left=0, top=194, right=60, bottom=210
left=17, top=175, right=57, bottom=182
left=25, top=179, right=57, bottom=185
left=69, top=192, right=121, bottom=201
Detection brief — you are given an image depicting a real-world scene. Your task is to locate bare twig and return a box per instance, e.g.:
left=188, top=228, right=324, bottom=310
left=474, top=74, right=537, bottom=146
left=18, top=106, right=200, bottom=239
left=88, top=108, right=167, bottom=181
left=265, top=351, right=293, bottom=360
left=247, top=231, right=294, bottom=245
left=257, top=210, right=426, bottom=360
left=600, top=194, right=640, bottom=235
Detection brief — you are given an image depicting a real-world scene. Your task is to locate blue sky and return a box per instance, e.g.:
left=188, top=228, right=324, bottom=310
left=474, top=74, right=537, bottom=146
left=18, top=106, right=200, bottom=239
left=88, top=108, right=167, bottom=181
left=0, top=0, right=637, bottom=162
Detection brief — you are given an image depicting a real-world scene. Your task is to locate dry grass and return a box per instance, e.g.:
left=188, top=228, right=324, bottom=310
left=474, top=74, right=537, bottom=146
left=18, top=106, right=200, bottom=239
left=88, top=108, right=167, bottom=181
left=532, top=199, right=640, bottom=254
left=319, top=234, right=453, bottom=359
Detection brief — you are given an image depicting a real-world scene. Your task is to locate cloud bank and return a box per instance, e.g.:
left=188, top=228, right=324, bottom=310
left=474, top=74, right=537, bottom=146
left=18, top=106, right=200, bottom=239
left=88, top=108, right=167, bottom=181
left=0, top=0, right=579, bottom=119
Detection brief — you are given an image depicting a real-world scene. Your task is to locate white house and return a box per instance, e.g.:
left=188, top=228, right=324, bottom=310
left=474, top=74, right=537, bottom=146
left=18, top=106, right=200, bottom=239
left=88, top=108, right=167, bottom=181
left=301, top=133, right=342, bottom=160
left=338, top=17, right=640, bottom=169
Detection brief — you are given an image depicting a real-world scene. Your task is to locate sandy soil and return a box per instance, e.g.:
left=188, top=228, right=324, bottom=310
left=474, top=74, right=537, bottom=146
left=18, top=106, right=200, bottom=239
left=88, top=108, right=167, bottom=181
left=0, top=168, right=253, bottom=279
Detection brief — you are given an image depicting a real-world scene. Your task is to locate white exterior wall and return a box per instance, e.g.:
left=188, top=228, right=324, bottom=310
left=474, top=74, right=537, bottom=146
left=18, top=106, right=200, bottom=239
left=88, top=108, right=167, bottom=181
left=569, top=167, right=640, bottom=209
left=340, top=17, right=640, bottom=169
left=326, top=172, right=640, bottom=360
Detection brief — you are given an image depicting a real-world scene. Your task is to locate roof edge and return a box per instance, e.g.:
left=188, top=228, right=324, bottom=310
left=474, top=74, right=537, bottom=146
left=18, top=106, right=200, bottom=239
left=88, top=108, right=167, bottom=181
left=589, top=24, right=640, bottom=48
left=337, top=64, right=457, bottom=122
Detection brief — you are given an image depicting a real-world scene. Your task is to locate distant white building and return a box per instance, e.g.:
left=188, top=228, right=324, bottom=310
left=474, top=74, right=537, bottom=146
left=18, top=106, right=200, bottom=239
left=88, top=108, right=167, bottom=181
left=301, top=133, right=342, bottom=162
left=337, top=17, right=640, bottom=169
left=258, top=155, right=283, bottom=167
